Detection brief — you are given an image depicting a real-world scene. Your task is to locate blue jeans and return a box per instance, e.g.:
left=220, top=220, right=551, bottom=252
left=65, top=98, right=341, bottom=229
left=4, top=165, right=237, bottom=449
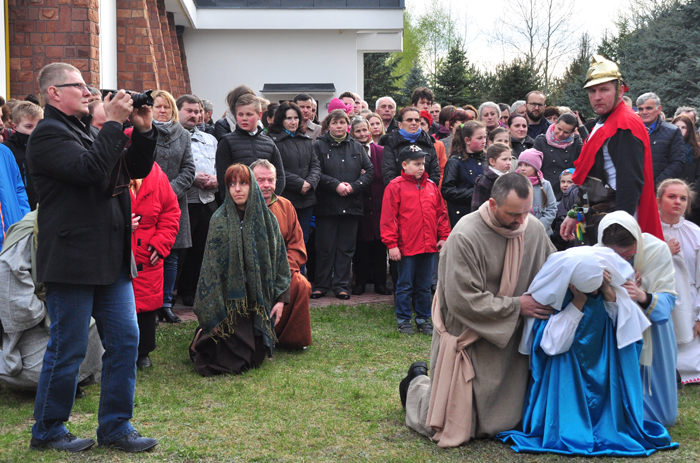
left=162, top=250, right=179, bottom=308
left=395, top=253, right=435, bottom=323
left=32, top=264, right=138, bottom=444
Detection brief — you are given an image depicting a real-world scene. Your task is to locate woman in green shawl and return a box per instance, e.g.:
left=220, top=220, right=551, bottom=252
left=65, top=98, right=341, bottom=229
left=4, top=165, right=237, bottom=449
left=190, top=164, right=291, bottom=376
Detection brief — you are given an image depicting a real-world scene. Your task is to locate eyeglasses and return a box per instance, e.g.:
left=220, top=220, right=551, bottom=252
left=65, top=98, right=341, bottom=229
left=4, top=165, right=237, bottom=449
left=527, top=103, right=544, bottom=108
left=55, top=82, right=90, bottom=91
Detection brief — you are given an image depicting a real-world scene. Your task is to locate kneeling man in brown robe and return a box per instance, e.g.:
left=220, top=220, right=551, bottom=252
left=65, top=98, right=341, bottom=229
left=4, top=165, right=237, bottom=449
left=401, top=173, right=556, bottom=447
left=252, top=160, right=313, bottom=348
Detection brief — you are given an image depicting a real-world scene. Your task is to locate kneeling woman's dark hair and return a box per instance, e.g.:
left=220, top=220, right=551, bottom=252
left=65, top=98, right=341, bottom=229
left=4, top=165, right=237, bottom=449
left=601, top=223, right=637, bottom=248
left=268, top=101, right=304, bottom=134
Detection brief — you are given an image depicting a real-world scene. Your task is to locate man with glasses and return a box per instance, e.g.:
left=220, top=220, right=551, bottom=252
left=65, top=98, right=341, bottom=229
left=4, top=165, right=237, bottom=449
left=26, top=63, right=159, bottom=453
left=525, top=91, right=551, bottom=139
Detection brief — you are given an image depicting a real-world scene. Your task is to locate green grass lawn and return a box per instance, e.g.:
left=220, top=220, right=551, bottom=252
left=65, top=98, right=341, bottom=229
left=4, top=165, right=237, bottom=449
left=1, top=303, right=699, bottom=462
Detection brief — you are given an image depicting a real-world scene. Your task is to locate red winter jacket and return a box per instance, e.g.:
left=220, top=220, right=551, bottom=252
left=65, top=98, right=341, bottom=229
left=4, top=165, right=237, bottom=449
left=380, top=171, right=450, bottom=257
left=130, top=162, right=180, bottom=313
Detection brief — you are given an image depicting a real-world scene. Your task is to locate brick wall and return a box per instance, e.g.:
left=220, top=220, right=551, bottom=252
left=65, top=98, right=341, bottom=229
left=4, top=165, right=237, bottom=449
left=7, top=0, right=191, bottom=99
left=8, top=0, right=101, bottom=98
left=116, top=0, right=190, bottom=95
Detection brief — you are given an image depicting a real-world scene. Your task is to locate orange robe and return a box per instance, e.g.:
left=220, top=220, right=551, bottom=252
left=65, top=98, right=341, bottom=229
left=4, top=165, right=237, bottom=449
left=269, top=196, right=313, bottom=348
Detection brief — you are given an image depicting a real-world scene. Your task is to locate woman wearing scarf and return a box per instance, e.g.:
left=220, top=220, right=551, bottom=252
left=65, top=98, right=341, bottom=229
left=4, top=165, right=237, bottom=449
left=267, top=101, right=320, bottom=245
left=657, top=179, right=700, bottom=385
left=380, top=107, right=440, bottom=186
left=190, top=164, right=290, bottom=376
left=129, top=163, right=180, bottom=369
left=596, top=211, right=678, bottom=427
left=533, top=112, right=582, bottom=200
left=149, top=90, right=195, bottom=323
left=498, top=246, right=677, bottom=456
left=311, top=110, right=373, bottom=300
left=508, top=114, right=535, bottom=158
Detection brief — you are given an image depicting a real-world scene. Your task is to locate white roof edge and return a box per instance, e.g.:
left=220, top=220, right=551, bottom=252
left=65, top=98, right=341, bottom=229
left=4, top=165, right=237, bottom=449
left=172, top=3, right=403, bottom=30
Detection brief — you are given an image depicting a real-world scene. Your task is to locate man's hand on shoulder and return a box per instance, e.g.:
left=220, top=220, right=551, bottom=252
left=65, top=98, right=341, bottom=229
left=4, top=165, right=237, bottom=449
left=520, top=295, right=554, bottom=319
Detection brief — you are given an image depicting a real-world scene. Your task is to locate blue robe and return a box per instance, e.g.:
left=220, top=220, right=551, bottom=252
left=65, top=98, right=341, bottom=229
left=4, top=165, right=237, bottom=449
left=497, top=292, right=678, bottom=456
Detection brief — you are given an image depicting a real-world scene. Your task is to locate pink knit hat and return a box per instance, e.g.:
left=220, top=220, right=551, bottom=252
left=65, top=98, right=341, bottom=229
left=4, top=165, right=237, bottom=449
left=518, top=148, right=543, bottom=171
left=328, top=98, right=353, bottom=115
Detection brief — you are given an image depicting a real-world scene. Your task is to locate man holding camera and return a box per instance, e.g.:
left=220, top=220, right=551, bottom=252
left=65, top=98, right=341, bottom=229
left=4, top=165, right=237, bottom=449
left=26, top=63, right=159, bottom=453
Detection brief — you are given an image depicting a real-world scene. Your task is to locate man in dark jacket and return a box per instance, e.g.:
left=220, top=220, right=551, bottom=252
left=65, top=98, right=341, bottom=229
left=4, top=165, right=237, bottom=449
left=636, top=92, right=686, bottom=186
left=381, top=108, right=441, bottom=186
left=26, top=63, right=158, bottom=453
left=525, top=91, right=551, bottom=139
left=376, top=96, right=399, bottom=136
left=215, top=93, right=285, bottom=201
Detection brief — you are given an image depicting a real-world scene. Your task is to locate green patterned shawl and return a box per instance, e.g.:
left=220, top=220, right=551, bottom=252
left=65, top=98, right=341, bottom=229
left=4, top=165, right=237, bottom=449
left=194, top=166, right=291, bottom=355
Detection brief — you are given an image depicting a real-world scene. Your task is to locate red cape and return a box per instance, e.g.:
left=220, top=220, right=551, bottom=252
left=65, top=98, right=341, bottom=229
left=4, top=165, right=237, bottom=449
left=573, top=101, right=663, bottom=240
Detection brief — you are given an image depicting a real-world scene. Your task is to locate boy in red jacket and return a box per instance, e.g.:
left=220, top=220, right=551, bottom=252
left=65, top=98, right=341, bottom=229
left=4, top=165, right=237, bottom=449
left=381, top=146, right=450, bottom=335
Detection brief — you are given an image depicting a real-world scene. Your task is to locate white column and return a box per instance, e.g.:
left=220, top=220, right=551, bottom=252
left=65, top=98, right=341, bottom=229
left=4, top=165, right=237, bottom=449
left=99, top=0, right=117, bottom=89
left=1, top=0, right=8, bottom=97
left=356, top=49, right=363, bottom=99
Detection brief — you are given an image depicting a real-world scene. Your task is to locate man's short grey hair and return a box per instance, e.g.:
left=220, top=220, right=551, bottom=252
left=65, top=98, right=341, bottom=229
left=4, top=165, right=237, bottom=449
left=38, top=63, right=80, bottom=102
left=250, top=159, right=277, bottom=177
left=636, top=92, right=661, bottom=107
left=675, top=106, right=697, bottom=121
left=88, top=86, right=100, bottom=96
left=201, top=99, right=213, bottom=113
left=375, top=96, right=396, bottom=110
left=491, top=172, right=532, bottom=206
left=478, top=101, right=501, bottom=120
left=510, top=100, right=526, bottom=114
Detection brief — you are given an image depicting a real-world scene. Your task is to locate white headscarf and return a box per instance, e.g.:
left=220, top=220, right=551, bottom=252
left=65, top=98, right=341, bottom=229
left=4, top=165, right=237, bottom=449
left=519, top=246, right=651, bottom=355
left=596, top=211, right=677, bottom=368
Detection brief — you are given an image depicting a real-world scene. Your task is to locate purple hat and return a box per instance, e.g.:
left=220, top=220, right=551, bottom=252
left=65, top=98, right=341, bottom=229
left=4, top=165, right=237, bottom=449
left=518, top=148, right=543, bottom=171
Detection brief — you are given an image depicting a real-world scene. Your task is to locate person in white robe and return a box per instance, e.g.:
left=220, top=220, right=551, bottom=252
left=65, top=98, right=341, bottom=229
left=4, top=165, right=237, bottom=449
left=657, top=179, right=700, bottom=385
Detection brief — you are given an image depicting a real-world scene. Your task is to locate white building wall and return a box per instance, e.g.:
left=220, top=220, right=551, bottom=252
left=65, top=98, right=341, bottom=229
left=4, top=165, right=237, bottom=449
left=184, top=29, right=361, bottom=120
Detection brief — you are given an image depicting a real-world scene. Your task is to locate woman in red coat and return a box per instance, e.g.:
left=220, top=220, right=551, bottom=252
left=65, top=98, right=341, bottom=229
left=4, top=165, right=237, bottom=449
left=130, top=162, right=180, bottom=368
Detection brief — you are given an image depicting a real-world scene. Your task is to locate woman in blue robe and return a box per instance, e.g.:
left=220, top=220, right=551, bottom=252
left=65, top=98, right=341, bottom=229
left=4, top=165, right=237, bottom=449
left=498, top=242, right=678, bottom=457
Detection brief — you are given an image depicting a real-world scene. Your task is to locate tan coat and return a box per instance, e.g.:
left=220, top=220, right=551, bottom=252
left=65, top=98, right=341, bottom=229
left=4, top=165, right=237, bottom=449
left=430, top=211, right=555, bottom=438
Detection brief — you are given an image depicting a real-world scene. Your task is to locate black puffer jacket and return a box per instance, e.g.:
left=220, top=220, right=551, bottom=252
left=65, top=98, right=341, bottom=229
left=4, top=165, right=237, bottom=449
left=533, top=133, right=582, bottom=200
left=314, top=132, right=374, bottom=216
left=215, top=124, right=286, bottom=201
left=268, top=130, right=321, bottom=209
left=381, top=130, right=440, bottom=186
left=649, top=116, right=686, bottom=186
left=511, top=135, right=535, bottom=158
left=214, top=117, right=233, bottom=141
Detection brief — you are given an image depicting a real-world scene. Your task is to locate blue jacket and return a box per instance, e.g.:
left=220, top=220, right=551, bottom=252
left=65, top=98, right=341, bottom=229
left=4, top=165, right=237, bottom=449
left=648, top=115, right=686, bottom=186
left=0, top=144, right=30, bottom=250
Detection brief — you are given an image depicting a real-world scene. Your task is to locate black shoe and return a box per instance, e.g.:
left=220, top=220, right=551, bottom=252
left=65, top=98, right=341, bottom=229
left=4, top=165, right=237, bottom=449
left=399, top=361, right=429, bottom=409
left=374, top=285, right=392, bottom=295
left=104, top=430, right=158, bottom=453
left=158, top=307, right=181, bottom=324
left=181, top=294, right=195, bottom=307
left=418, top=321, right=434, bottom=336
left=310, top=291, right=324, bottom=299
left=30, top=433, right=96, bottom=452
left=137, top=355, right=152, bottom=369
left=351, top=285, right=365, bottom=296
left=336, top=292, right=351, bottom=300
left=397, top=321, right=414, bottom=334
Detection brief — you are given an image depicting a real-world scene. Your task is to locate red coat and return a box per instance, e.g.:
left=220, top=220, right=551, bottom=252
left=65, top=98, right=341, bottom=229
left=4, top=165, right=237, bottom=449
left=380, top=171, right=451, bottom=257
left=130, top=162, right=180, bottom=313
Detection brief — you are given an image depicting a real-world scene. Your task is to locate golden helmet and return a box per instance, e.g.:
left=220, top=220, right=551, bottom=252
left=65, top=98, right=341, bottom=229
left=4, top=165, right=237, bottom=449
left=583, top=55, right=623, bottom=89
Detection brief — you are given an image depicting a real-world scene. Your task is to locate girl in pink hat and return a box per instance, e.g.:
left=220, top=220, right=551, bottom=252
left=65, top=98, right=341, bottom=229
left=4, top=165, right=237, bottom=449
left=516, top=148, right=557, bottom=234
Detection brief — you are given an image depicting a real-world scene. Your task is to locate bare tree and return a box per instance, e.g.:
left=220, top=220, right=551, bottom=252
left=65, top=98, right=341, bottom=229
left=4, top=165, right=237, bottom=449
left=417, top=0, right=463, bottom=88
left=493, top=0, right=578, bottom=94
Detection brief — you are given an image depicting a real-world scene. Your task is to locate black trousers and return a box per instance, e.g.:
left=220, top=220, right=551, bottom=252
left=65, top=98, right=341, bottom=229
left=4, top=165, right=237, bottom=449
left=313, top=215, right=359, bottom=295
left=137, top=310, right=157, bottom=356
left=178, top=201, right=217, bottom=298
left=353, top=239, right=387, bottom=287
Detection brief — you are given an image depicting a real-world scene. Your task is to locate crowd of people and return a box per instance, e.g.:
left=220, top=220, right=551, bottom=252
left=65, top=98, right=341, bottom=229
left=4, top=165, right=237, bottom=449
left=0, top=53, right=699, bottom=456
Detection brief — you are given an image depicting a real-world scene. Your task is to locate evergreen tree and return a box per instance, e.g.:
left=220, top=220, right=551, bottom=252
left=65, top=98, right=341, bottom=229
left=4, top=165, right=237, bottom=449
left=434, top=44, right=474, bottom=107
left=490, top=58, right=542, bottom=105
left=399, top=63, right=427, bottom=107
left=363, top=53, right=402, bottom=108
left=556, top=33, right=595, bottom=114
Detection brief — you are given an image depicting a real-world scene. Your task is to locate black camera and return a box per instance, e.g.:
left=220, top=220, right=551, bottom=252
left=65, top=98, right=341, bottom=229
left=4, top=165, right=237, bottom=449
left=100, top=89, right=154, bottom=108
